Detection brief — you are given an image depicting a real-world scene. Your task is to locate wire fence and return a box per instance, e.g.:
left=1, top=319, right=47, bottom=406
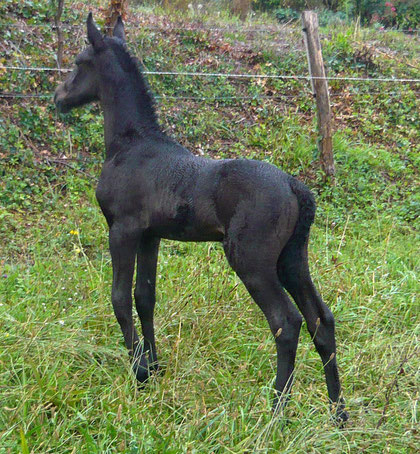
left=1, top=90, right=418, bottom=101
left=1, top=14, right=418, bottom=106
left=1, top=21, right=418, bottom=33
left=0, top=22, right=292, bottom=32
left=1, top=65, right=419, bottom=83
left=1, top=15, right=418, bottom=182
left=0, top=92, right=297, bottom=101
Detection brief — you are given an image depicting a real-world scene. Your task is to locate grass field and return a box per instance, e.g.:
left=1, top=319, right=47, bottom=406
left=0, top=1, right=419, bottom=452
left=1, top=198, right=419, bottom=452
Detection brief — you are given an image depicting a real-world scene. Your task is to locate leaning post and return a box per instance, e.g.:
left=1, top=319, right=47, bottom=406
left=54, top=0, right=65, bottom=70
left=302, top=11, right=335, bottom=182
left=105, top=0, right=128, bottom=34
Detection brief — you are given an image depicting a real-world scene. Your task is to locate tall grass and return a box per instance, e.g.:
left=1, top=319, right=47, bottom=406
left=1, top=176, right=418, bottom=452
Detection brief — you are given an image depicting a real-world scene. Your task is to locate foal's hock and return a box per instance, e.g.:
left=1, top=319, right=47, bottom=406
left=54, top=13, right=348, bottom=424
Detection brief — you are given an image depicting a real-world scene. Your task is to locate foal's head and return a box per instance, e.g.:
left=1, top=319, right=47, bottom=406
left=54, top=13, right=127, bottom=113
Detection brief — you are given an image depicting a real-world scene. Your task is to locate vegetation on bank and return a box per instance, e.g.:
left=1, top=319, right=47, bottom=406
left=255, top=0, right=419, bottom=30
left=0, top=1, right=418, bottom=452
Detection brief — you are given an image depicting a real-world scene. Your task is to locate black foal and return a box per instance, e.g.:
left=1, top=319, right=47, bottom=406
left=54, top=13, right=348, bottom=423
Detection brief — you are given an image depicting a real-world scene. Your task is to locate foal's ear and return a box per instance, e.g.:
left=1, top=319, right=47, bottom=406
left=113, top=16, right=126, bottom=42
left=87, top=12, right=104, bottom=50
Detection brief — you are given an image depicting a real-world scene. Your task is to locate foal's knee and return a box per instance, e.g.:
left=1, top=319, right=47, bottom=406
left=291, top=312, right=303, bottom=328
left=322, top=308, right=335, bottom=330
left=307, top=306, right=335, bottom=334
left=290, top=313, right=303, bottom=335
left=274, top=313, right=302, bottom=343
left=310, top=307, right=336, bottom=355
left=318, top=308, right=335, bottom=334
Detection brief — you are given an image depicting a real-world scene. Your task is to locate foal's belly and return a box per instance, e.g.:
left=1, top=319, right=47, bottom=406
left=150, top=223, right=224, bottom=242
left=148, top=193, right=224, bottom=242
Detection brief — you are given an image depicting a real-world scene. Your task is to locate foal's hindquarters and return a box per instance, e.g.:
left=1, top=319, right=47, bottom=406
left=212, top=161, right=348, bottom=423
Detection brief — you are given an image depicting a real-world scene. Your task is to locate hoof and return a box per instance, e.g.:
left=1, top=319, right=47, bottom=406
left=272, top=391, right=290, bottom=417
left=132, top=361, right=160, bottom=388
left=333, top=408, right=349, bottom=427
left=133, top=363, right=150, bottom=384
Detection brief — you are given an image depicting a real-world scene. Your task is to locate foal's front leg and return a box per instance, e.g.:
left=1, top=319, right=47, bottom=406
left=133, top=236, right=160, bottom=383
left=109, top=226, right=141, bottom=369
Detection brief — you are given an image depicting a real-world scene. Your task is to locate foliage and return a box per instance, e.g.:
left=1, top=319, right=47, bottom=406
left=317, top=7, right=349, bottom=25
left=351, top=0, right=420, bottom=28
left=1, top=0, right=53, bottom=22
left=255, top=0, right=318, bottom=11
left=253, top=0, right=286, bottom=10
left=254, top=0, right=348, bottom=12
left=274, top=7, right=300, bottom=23
left=274, top=7, right=349, bottom=25
left=254, top=0, right=419, bottom=29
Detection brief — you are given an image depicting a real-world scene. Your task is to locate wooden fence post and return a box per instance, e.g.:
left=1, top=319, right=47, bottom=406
left=302, top=11, right=335, bottom=181
left=231, top=0, right=252, bottom=21
left=54, top=0, right=65, bottom=70
left=105, top=0, right=128, bottom=35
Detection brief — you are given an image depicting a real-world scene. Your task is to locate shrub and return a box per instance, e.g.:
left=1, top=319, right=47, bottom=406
left=255, top=0, right=309, bottom=11
left=274, top=7, right=300, bottom=23
left=2, top=0, right=52, bottom=22
left=318, top=8, right=349, bottom=26
left=254, top=0, right=346, bottom=12
left=274, top=6, right=348, bottom=26
left=392, top=0, right=420, bottom=29
left=351, top=0, right=420, bottom=28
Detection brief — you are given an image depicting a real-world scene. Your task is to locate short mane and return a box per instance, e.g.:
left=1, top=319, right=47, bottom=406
left=108, top=39, right=159, bottom=127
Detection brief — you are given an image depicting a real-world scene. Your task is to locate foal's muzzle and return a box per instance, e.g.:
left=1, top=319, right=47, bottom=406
left=54, top=84, right=70, bottom=113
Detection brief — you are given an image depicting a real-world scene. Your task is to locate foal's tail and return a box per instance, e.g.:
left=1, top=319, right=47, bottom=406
left=277, top=177, right=316, bottom=285
left=287, top=176, right=316, bottom=248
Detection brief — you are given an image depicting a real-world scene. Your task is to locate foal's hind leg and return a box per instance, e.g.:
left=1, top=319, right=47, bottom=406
left=224, top=238, right=302, bottom=414
left=133, top=236, right=160, bottom=383
left=278, top=241, right=348, bottom=423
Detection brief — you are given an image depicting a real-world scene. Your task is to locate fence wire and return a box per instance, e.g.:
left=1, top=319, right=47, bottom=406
left=1, top=21, right=418, bottom=33
left=1, top=65, right=419, bottom=83
left=1, top=90, right=418, bottom=100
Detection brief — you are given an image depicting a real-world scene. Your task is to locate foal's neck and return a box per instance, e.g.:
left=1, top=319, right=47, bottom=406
left=99, top=72, right=160, bottom=158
